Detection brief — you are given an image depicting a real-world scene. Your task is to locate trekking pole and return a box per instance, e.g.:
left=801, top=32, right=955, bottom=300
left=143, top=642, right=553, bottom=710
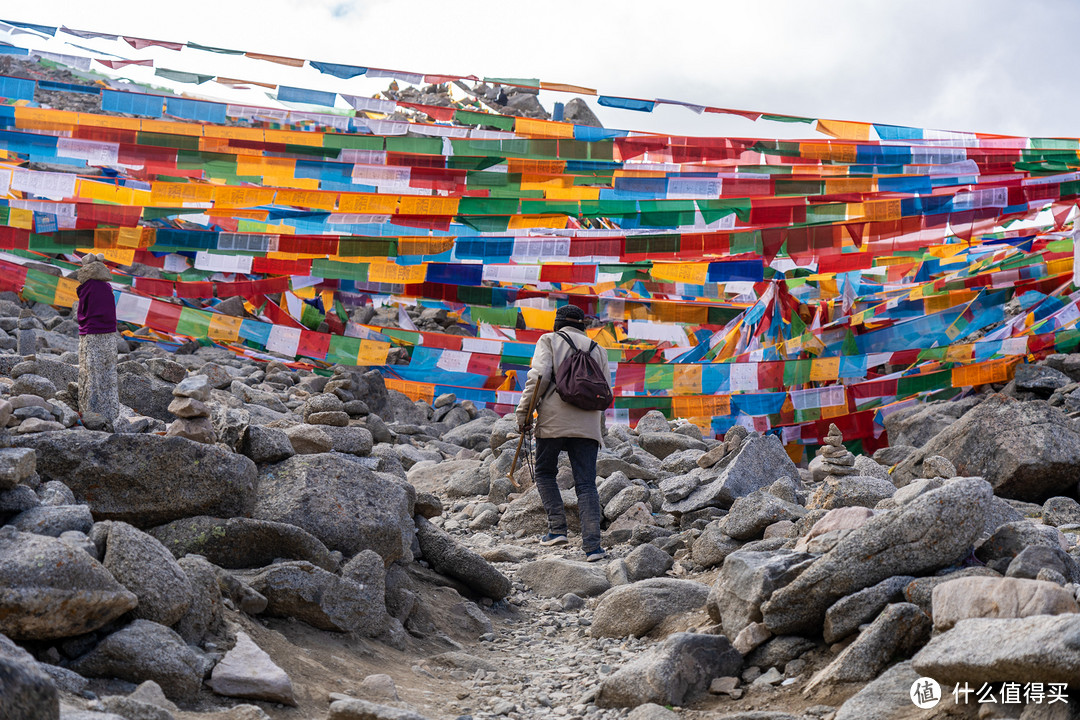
left=507, top=388, right=540, bottom=488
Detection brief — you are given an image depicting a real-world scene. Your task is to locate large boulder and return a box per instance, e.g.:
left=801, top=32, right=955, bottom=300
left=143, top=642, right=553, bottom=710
left=517, top=559, right=611, bottom=598
left=590, top=579, right=710, bottom=638
left=406, top=459, right=482, bottom=494
left=102, top=522, right=193, bottom=627
left=148, top=516, right=339, bottom=572
left=0, top=447, right=36, bottom=491
left=721, top=491, right=805, bottom=541
left=0, top=527, right=137, bottom=640
left=806, top=475, right=895, bottom=511
left=833, top=661, right=922, bottom=720
left=499, top=486, right=579, bottom=536
left=414, top=516, right=510, bottom=599
left=931, top=576, right=1078, bottom=631
left=441, top=416, right=497, bottom=450
left=708, top=550, right=815, bottom=639
left=823, top=575, right=913, bottom=644
left=596, top=632, right=742, bottom=708
left=0, top=431, right=257, bottom=528
left=882, top=397, right=979, bottom=448
left=805, top=603, right=931, bottom=692
left=117, top=362, right=176, bottom=421
left=327, top=698, right=430, bottom=720
left=70, top=620, right=203, bottom=701
left=245, top=561, right=384, bottom=635
left=892, top=394, right=1080, bottom=501
left=912, top=614, right=1080, bottom=686
left=254, top=453, right=414, bottom=564
left=638, top=432, right=707, bottom=460
left=762, top=477, right=992, bottom=635
left=174, top=555, right=225, bottom=646
left=659, top=434, right=797, bottom=513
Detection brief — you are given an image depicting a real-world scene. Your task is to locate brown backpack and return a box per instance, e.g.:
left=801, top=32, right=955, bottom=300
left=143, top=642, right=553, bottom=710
left=546, top=330, right=613, bottom=411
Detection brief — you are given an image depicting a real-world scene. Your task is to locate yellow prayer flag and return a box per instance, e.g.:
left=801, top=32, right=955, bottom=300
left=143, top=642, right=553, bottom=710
left=816, top=119, right=872, bottom=141
left=520, top=307, right=556, bottom=331
left=213, top=186, right=276, bottom=208
left=53, top=277, right=78, bottom=308
left=862, top=199, right=903, bottom=222
left=507, top=214, right=568, bottom=230
left=357, top=340, right=391, bottom=366
left=397, top=196, right=460, bottom=216
left=367, top=262, right=427, bottom=284
left=208, top=314, right=243, bottom=342
left=150, top=182, right=215, bottom=206
left=650, top=263, right=709, bottom=285
left=8, top=208, right=32, bottom=229
left=514, top=117, right=575, bottom=139
left=809, top=357, right=841, bottom=382
left=672, top=365, right=703, bottom=396
left=945, top=344, right=973, bottom=363
left=337, top=193, right=399, bottom=214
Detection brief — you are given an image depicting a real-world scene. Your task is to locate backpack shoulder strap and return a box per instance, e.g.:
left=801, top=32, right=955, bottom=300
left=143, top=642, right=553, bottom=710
left=554, top=329, right=578, bottom=350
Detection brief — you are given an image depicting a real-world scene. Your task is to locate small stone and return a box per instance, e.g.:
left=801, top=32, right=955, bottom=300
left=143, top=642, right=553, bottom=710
left=434, top=393, right=456, bottom=408
left=922, top=455, right=956, bottom=479
left=708, top=676, right=740, bottom=695
left=149, top=359, right=186, bottom=384
left=168, top=397, right=210, bottom=419
left=166, top=417, right=216, bottom=444
left=15, top=418, right=64, bottom=434
left=207, top=632, right=295, bottom=706
left=0, top=448, right=36, bottom=491
left=753, top=667, right=784, bottom=686
left=284, top=425, right=334, bottom=454
left=306, top=411, right=350, bottom=427
left=172, top=375, right=211, bottom=402
left=359, top=673, right=399, bottom=701
left=733, top=622, right=772, bottom=655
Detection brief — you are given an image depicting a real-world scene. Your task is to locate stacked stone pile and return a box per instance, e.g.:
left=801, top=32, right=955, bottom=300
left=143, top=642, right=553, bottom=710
left=166, top=375, right=216, bottom=444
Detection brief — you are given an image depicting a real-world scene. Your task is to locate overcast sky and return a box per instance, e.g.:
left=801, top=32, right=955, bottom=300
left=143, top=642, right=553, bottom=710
left=5, top=0, right=1079, bottom=140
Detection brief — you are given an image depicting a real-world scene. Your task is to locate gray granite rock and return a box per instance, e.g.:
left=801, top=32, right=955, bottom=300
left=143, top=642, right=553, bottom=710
left=149, top=516, right=339, bottom=572
left=247, top=561, right=384, bottom=635
left=596, top=632, right=742, bottom=708
left=590, top=578, right=709, bottom=638
left=0, top=527, right=136, bottom=640
left=912, top=614, right=1080, bottom=685
left=762, top=477, right=992, bottom=634
left=102, top=522, right=193, bottom=627
left=517, top=558, right=611, bottom=598
left=1, top=431, right=257, bottom=528
left=254, top=453, right=414, bottom=564
left=414, top=516, right=510, bottom=599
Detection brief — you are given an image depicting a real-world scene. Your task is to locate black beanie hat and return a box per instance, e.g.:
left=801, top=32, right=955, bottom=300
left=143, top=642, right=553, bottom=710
left=554, top=304, right=586, bottom=330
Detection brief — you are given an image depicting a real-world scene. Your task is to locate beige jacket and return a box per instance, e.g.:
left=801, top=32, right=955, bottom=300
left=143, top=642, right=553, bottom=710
left=515, top=327, right=610, bottom=444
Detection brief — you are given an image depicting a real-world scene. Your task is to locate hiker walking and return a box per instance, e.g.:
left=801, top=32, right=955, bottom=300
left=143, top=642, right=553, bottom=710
left=516, top=305, right=613, bottom=561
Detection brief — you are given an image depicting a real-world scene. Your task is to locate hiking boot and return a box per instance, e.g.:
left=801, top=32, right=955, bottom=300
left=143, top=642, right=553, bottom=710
left=585, top=548, right=609, bottom=562
left=540, top=533, right=568, bottom=546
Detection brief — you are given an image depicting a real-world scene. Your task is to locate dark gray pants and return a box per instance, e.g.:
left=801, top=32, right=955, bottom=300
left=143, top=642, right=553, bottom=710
left=534, top=436, right=602, bottom=552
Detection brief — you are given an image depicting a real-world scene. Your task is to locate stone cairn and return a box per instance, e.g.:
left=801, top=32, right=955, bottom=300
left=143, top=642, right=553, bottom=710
left=809, top=422, right=857, bottom=482
left=166, top=374, right=216, bottom=444
left=75, top=253, right=120, bottom=429
left=15, top=309, right=35, bottom=356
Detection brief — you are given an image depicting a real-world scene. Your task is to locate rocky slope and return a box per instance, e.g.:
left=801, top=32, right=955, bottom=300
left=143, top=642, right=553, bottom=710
left=3, top=292, right=1080, bottom=720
